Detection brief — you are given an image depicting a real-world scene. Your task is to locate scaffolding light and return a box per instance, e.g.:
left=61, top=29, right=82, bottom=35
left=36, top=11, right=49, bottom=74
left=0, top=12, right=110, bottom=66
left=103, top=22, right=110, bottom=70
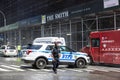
left=66, top=33, right=71, bottom=36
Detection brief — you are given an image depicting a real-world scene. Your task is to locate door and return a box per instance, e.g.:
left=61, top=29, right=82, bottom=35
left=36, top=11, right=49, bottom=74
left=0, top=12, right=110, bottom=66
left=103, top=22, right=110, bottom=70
left=90, top=38, right=100, bottom=63
left=59, top=46, right=73, bottom=62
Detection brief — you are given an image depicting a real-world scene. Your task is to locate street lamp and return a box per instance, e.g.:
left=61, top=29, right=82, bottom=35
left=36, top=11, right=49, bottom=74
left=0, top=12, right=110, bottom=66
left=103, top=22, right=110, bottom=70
left=0, top=10, right=6, bottom=27
left=0, top=10, right=7, bottom=44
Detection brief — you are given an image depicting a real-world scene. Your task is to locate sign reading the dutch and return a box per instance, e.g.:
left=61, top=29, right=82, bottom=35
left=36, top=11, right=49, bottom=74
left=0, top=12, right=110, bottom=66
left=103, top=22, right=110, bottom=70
left=103, top=0, right=119, bottom=8
left=46, top=11, right=69, bottom=22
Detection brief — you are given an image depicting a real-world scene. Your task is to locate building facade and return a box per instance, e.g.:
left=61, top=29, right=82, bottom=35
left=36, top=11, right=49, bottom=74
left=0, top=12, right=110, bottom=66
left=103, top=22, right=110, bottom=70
left=0, top=0, right=120, bottom=51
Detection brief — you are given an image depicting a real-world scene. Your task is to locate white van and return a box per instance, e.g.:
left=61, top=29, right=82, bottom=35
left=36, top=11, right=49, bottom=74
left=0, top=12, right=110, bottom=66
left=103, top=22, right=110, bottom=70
left=33, top=37, right=66, bottom=46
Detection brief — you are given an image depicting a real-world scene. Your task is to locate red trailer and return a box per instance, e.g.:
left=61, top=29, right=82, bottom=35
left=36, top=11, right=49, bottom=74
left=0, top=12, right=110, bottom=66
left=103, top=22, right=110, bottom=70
left=82, top=30, right=120, bottom=64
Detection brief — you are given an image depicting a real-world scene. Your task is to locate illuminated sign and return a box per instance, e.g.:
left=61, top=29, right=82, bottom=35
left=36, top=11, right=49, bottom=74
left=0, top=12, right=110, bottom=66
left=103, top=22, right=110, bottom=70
left=104, top=0, right=119, bottom=8
left=41, top=15, right=46, bottom=24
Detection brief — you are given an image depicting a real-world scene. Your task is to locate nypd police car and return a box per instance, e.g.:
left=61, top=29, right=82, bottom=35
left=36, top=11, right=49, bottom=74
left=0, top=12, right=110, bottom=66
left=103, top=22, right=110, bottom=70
left=21, top=43, right=90, bottom=69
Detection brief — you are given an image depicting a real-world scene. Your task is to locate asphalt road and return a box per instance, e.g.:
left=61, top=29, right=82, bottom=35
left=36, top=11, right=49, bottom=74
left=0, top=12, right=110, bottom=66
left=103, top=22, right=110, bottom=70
left=0, top=56, right=120, bottom=80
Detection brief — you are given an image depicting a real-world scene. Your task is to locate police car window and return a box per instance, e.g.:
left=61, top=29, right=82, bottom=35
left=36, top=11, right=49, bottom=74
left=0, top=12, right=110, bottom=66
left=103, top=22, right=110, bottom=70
left=60, top=46, right=76, bottom=52
left=30, top=45, right=42, bottom=50
left=91, top=38, right=100, bottom=47
left=46, top=45, right=54, bottom=50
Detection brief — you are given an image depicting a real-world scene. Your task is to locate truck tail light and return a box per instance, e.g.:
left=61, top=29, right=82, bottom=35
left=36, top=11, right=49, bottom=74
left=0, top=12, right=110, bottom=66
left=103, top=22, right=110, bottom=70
left=27, top=50, right=32, bottom=55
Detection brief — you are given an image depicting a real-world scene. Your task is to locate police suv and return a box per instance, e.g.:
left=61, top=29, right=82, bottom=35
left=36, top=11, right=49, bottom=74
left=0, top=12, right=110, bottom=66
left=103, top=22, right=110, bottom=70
left=21, top=37, right=90, bottom=69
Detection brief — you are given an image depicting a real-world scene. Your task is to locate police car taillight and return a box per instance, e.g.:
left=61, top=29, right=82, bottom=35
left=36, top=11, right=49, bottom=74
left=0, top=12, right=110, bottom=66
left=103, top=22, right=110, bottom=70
left=27, top=50, right=32, bottom=55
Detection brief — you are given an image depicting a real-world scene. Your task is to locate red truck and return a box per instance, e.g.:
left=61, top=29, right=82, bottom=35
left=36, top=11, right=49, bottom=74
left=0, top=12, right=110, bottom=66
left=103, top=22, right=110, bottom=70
left=82, top=30, right=120, bottom=64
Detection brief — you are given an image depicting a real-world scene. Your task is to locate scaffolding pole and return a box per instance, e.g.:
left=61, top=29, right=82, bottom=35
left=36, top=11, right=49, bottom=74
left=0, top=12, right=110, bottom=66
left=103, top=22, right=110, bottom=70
left=69, top=20, right=72, bottom=48
left=50, top=24, right=52, bottom=36
left=81, top=18, right=84, bottom=48
left=41, top=25, right=44, bottom=37
left=59, top=22, right=61, bottom=37
left=18, top=29, right=21, bottom=45
left=96, top=15, right=99, bottom=31
left=114, top=12, right=117, bottom=30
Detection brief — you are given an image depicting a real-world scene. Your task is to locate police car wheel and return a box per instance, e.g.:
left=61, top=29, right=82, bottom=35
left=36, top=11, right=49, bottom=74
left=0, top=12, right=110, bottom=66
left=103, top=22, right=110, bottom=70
left=35, top=58, right=47, bottom=69
left=76, top=58, right=86, bottom=68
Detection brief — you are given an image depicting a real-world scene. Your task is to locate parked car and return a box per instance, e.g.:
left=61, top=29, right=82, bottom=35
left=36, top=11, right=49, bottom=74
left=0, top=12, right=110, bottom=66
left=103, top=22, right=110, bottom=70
left=0, top=45, right=17, bottom=57
left=21, top=44, right=90, bottom=69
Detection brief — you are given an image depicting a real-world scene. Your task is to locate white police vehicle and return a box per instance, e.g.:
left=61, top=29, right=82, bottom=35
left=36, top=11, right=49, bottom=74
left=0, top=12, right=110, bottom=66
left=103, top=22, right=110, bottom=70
left=21, top=37, right=90, bottom=69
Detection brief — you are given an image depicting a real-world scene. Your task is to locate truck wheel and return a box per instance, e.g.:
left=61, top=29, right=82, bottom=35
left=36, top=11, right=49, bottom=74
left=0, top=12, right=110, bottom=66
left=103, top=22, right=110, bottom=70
left=35, top=58, right=47, bottom=69
left=75, top=58, right=86, bottom=68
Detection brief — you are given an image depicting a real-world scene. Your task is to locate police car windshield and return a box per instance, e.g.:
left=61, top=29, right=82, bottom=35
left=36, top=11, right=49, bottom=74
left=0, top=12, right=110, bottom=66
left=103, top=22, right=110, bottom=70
left=60, top=46, right=76, bottom=52
left=27, top=45, right=42, bottom=50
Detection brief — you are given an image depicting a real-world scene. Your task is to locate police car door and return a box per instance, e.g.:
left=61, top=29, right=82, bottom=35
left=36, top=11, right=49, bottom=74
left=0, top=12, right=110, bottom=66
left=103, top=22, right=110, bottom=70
left=59, top=46, right=74, bottom=63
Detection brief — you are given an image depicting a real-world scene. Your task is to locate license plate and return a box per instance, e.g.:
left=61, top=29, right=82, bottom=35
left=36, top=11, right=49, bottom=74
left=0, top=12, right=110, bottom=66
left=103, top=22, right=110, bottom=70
left=10, top=50, right=14, bottom=52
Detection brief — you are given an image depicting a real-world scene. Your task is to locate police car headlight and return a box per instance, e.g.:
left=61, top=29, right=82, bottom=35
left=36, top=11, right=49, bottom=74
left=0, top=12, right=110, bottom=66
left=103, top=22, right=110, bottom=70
left=84, top=53, right=89, bottom=57
left=86, top=54, right=89, bottom=56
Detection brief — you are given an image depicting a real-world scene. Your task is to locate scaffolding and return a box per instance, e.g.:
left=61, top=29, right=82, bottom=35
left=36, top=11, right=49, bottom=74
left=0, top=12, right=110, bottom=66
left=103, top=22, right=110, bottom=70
left=3, top=10, right=120, bottom=51
left=0, top=0, right=120, bottom=51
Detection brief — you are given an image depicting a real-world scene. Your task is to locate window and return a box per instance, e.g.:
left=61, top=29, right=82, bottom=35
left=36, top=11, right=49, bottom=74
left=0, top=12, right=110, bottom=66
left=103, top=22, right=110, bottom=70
left=46, top=45, right=54, bottom=50
left=60, top=46, right=76, bottom=52
left=29, top=45, right=42, bottom=50
left=91, top=38, right=100, bottom=47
